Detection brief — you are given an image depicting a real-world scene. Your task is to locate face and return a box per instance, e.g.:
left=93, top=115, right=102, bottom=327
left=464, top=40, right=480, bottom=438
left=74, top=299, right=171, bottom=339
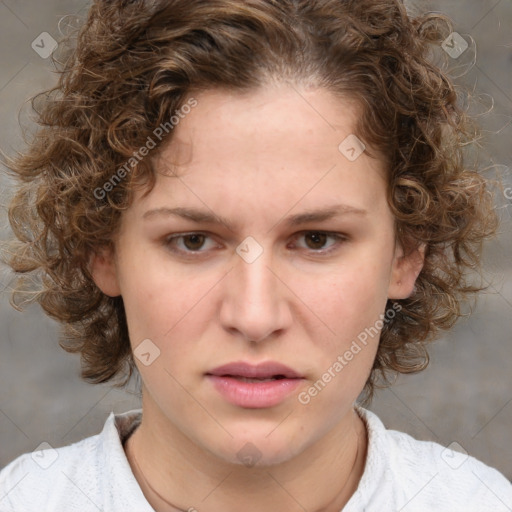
left=91, top=84, right=423, bottom=467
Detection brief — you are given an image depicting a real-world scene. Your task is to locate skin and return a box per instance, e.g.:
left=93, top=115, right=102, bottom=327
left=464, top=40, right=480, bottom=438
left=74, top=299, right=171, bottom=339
left=90, top=84, right=425, bottom=512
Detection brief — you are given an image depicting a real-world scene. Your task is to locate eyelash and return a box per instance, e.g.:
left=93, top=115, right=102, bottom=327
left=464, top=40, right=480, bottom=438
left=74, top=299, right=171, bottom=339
left=162, top=231, right=348, bottom=258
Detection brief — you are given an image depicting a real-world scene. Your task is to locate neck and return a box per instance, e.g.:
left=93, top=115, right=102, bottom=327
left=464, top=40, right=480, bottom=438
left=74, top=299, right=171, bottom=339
left=124, top=399, right=367, bottom=512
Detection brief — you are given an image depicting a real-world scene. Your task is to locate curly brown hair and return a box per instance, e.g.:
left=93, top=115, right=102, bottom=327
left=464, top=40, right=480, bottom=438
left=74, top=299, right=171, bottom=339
left=1, top=0, right=498, bottom=403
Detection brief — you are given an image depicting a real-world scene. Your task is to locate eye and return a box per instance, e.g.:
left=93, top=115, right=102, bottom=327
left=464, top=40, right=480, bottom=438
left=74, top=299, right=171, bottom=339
left=162, top=230, right=348, bottom=258
left=164, top=233, right=218, bottom=254
left=291, top=231, right=347, bottom=254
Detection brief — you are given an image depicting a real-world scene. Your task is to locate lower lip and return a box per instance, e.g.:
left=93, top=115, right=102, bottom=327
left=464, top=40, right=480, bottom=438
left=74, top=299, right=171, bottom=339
left=207, top=375, right=303, bottom=408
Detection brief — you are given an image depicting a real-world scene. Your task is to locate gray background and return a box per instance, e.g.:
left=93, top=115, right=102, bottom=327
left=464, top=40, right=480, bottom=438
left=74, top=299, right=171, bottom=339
left=0, top=0, right=511, bottom=486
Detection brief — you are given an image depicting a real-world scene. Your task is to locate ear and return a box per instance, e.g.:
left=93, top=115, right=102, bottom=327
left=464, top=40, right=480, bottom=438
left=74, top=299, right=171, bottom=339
left=387, top=242, right=426, bottom=300
left=88, top=246, right=122, bottom=297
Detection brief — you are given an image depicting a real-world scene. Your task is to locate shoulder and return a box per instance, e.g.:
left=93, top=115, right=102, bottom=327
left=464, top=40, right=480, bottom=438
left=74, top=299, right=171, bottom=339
left=386, top=425, right=512, bottom=510
left=349, top=407, right=512, bottom=512
left=0, top=431, right=103, bottom=512
left=0, top=409, right=147, bottom=512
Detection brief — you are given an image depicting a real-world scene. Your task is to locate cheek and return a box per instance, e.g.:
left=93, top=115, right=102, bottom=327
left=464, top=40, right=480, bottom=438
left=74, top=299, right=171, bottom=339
left=118, top=252, right=222, bottom=364
left=122, top=276, right=198, bottom=341
left=310, top=258, right=391, bottom=336
left=294, top=255, right=390, bottom=396
left=120, top=268, right=213, bottom=400
left=298, top=272, right=384, bottom=412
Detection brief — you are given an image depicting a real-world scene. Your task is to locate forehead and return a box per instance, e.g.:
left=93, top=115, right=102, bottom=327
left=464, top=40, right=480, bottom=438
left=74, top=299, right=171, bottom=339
left=162, top=85, right=367, bottom=165
left=131, top=85, right=390, bottom=226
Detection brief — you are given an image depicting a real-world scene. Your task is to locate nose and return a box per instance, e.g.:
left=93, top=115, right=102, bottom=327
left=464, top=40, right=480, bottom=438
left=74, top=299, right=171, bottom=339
left=218, top=244, right=292, bottom=343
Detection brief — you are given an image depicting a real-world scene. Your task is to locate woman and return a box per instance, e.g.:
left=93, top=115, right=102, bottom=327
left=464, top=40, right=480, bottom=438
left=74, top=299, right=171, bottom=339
left=1, top=1, right=511, bottom=510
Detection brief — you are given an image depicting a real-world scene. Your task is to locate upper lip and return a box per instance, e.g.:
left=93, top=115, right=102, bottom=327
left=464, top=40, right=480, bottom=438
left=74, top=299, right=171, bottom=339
left=206, top=361, right=303, bottom=379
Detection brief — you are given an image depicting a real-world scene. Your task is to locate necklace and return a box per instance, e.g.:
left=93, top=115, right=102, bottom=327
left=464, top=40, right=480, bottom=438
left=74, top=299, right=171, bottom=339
left=126, top=435, right=188, bottom=512
left=125, top=412, right=366, bottom=512
left=327, top=414, right=366, bottom=511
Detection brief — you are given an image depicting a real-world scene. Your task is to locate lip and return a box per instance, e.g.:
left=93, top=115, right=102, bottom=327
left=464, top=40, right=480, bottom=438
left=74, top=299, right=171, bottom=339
left=207, top=361, right=303, bottom=379
left=206, top=361, right=304, bottom=408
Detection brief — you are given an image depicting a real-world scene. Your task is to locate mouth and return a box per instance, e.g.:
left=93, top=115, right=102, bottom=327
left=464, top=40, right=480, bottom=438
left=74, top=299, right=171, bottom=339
left=206, top=360, right=303, bottom=380
left=222, top=375, right=289, bottom=383
left=205, top=361, right=304, bottom=408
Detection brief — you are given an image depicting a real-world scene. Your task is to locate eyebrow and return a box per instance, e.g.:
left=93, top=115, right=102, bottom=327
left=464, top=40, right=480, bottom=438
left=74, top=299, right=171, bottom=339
left=143, top=204, right=367, bottom=231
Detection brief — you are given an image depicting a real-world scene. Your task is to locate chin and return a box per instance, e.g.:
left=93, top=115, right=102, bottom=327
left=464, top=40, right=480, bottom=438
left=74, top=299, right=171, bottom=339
left=211, top=431, right=308, bottom=468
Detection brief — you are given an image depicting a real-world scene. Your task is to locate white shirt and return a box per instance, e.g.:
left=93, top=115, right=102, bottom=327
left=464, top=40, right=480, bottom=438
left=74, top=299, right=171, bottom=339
left=1, top=407, right=511, bottom=511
